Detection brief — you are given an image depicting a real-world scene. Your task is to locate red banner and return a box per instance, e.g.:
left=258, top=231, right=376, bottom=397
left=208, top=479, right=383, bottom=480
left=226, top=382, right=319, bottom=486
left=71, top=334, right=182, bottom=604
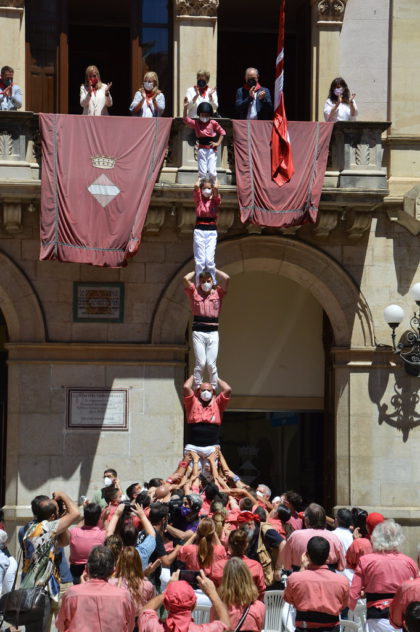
left=233, top=120, right=334, bottom=228
left=39, top=114, right=172, bottom=267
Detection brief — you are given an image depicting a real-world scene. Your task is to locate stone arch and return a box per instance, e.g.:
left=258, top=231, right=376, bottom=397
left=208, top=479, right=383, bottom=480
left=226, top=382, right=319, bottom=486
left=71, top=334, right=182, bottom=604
left=151, top=235, right=375, bottom=348
left=0, top=250, right=46, bottom=342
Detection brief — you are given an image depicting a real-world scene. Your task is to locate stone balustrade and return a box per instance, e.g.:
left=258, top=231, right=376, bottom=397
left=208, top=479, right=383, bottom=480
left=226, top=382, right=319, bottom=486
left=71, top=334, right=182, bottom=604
left=0, top=112, right=390, bottom=238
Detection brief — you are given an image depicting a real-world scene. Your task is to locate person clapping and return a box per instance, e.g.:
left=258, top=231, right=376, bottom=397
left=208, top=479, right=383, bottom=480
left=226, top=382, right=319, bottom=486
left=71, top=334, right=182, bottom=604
left=323, top=77, right=357, bottom=122
left=185, top=70, right=218, bottom=118
left=130, top=72, right=165, bottom=117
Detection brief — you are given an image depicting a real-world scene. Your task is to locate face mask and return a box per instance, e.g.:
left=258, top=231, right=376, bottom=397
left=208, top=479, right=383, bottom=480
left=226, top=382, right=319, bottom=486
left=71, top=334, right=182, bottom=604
left=199, top=115, right=210, bottom=123
left=247, top=78, right=257, bottom=87
left=90, top=77, right=98, bottom=86
left=103, top=476, right=113, bottom=487
left=3, top=78, right=12, bottom=87
left=256, top=490, right=264, bottom=498
left=180, top=506, right=191, bottom=517
left=334, top=87, right=344, bottom=96
left=144, top=82, right=154, bottom=91
left=201, top=281, right=212, bottom=292
left=197, top=79, right=207, bottom=88
left=202, top=188, right=212, bottom=197
left=200, top=389, right=213, bottom=402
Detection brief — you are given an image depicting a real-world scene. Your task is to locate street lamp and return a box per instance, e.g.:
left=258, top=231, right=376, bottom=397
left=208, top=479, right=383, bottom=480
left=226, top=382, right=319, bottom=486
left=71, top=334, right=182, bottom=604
left=384, top=283, right=420, bottom=376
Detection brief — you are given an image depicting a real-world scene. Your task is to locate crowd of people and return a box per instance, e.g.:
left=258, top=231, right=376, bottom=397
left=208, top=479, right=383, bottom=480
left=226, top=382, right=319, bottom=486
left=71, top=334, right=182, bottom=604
left=0, top=64, right=357, bottom=123
left=1, top=467, right=420, bottom=632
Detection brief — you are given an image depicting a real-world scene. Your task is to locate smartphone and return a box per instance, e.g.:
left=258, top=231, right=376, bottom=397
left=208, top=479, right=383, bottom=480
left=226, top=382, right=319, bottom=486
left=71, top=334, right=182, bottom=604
left=179, top=570, right=200, bottom=589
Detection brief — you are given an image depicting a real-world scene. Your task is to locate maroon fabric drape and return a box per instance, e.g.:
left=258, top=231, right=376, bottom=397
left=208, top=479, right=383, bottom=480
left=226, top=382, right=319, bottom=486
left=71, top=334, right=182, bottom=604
left=233, top=120, right=334, bottom=228
left=39, top=114, right=172, bottom=267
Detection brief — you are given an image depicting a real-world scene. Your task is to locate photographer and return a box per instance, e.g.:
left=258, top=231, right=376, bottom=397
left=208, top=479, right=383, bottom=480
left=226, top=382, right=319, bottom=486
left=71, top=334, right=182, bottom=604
left=20, top=491, right=79, bottom=632
left=106, top=501, right=156, bottom=569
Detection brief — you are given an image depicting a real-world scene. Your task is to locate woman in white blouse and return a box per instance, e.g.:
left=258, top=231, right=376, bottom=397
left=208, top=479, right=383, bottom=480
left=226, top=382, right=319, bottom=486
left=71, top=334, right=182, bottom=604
left=80, top=65, right=112, bottom=116
left=185, top=69, right=218, bottom=118
left=323, top=77, right=357, bottom=122
left=129, top=71, right=165, bottom=117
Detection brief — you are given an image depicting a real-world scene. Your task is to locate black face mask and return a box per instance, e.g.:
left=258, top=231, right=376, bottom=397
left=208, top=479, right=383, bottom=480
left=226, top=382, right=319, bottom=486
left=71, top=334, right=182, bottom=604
left=2, top=78, right=12, bottom=87
left=247, top=78, right=257, bottom=87
left=197, top=79, right=207, bottom=88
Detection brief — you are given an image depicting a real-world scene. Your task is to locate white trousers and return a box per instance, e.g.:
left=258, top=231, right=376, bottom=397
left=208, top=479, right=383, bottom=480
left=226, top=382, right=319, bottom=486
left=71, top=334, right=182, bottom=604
left=367, top=620, right=399, bottom=632
left=197, top=147, right=217, bottom=182
left=184, top=444, right=219, bottom=473
left=193, top=228, right=217, bottom=284
left=192, top=330, right=219, bottom=388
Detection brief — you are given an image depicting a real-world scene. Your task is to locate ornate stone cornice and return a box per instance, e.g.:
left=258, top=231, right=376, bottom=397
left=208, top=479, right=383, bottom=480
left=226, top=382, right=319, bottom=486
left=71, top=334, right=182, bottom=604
left=175, top=0, right=219, bottom=18
left=316, top=0, right=348, bottom=24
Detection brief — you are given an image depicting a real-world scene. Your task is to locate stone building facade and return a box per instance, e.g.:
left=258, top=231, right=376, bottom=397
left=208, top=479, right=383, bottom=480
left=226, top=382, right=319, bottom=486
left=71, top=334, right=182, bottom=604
left=1, top=0, right=420, bottom=555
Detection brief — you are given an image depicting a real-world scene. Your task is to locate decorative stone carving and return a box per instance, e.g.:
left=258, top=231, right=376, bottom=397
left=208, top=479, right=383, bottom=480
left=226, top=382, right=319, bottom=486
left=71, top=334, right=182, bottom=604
left=144, top=207, right=166, bottom=233
left=313, top=210, right=339, bottom=238
left=177, top=207, right=196, bottom=234
left=317, top=0, right=348, bottom=23
left=217, top=209, right=235, bottom=234
left=280, top=226, right=302, bottom=236
left=175, top=0, right=219, bottom=18
left=0, top=131, right=13, bottom=159
left=346, top=210, right=372, bottom=240
left=3, top=201, right=22, bottom=234
left=386, top=186, right=420, bottom=236
left=246, top=223, right=263, bottom=235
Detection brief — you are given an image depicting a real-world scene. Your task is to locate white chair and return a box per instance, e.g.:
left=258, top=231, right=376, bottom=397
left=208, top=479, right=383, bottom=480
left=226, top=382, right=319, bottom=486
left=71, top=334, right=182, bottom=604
left=349, top=600, right=367, bottom=632
left=263, top=590, right=284, bottom=632
left=193, top=605, right=211, bottom=624
left=340, top=619, right=360, bottom=632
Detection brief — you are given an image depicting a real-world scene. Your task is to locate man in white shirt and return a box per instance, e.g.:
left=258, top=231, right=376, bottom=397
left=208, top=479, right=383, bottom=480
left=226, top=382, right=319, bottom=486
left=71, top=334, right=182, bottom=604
left=0, top=65, right=22, bottom=111
left=333, top=507, right=354, bottom=583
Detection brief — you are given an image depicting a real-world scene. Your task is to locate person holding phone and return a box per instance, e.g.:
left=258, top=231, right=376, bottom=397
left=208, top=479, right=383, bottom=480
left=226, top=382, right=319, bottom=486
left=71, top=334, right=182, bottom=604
left=80, top=65, right=112, bottom=116
left=0, top=65, right=22, bottom=111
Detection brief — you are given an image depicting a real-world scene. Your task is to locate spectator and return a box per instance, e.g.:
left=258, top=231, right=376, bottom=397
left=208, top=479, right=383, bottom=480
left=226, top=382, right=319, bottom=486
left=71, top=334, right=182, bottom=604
left=323, top=77, right=357, bottom=122
left=279, top=490, right=303, bottom=530
left=184, top=268, right=230, bottom=388
left=56, top=545, right=135, bottom=632
left=284, top=536, right=349, bottom=629
left=80, top=65, right=112, bottom=116
left=282, top=503, right=345, bottom=572
left=106, top=501, right=156, bottom=569
left=215, top=557, right=265, bottom=631
left=69, top=502, right=105, bottom=584
left=21, top=491, right=79, bottom=632
left=333, top=507, right=354, bottom=583
left=185, top=70, right=218, bottom=118
left=139, top=571, right=231, bottom=632
left=91, top=467, right=121, bottom=509
left=104, top=533, right=123, bottom=565
left=403, top=602, right=420, bottom=632
left=390, top=545, right=420, bottom=629
left=235, top=67, right=273, bottom=120
left=0, top=65, right=22, bottom=111
left=0, top=529, right=11, bottom=595
left=210, top=528, right=266, bottom=600
left=346, top=511, right=384, bottom=571
left=349, top=519, right=418, bottom=632
left=183, top=375, right=231, bottom=468
left=190, top=180, right=223, bottom=285
left=108, top=545, right=154, bottom=610
left=183, top=99, right=226, bottom=183
left=130, top=71, right=165, bottom=117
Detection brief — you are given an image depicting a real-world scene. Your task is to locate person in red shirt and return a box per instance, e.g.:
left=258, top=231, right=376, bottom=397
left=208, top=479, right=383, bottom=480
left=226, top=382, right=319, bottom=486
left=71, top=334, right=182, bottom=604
left=284, top=536, right=349, bottom=632
left=183, top=99, right=226, bottom=183
left=390, top=575, right=420, bottom=629
left=349, top=519, right=418, bottom=632
left=282, top=503, right=345, bottom=572
left=279, top=490, right=304, bottom=531
left=346, top=511, right=385, bottom=571
left=183, top=373, right=231, bottom=471
left=184, top=268, right=230, bottom=390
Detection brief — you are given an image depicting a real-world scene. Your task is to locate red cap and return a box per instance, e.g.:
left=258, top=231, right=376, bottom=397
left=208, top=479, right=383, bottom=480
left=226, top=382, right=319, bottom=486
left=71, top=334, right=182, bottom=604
left=366, top=512, right=385, bottom=534
left=236, top=511, right=261, bottom=524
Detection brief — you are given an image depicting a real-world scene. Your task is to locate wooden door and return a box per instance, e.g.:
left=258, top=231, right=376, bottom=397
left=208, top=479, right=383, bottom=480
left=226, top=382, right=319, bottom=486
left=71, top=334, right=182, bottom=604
left=25, top=0, right=68, bottom=113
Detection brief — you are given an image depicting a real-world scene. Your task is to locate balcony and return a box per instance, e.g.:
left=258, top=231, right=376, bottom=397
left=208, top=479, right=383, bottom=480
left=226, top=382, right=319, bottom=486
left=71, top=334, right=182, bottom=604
left=0, top=112, right=390, bottom=239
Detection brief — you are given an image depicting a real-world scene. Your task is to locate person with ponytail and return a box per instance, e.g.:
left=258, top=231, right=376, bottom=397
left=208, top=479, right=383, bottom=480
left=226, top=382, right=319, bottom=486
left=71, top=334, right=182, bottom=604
left=177, top=517, right=227, bottom=574
left=210, top=529, right=266, bottom=600
left=130, top=71, right=165, bottom=117
left=139, top=570, right=230, bottom=632
left=214, top=558, right=265, bottom=632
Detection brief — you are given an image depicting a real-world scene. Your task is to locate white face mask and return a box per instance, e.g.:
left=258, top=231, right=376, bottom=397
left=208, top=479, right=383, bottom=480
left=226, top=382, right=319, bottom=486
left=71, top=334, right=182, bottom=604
left=202, top=188, right=212, bottom=197
left=334, top=87, right=344, bottom=96
left=200, top=389, right=213, bottom=402
left=201, top=281, right=212, bottom=292
left=199, top=115, right=210, bottom=123
left=103, top=476, right=113, bottom=487
left=144, top=82, right=154, bottom=91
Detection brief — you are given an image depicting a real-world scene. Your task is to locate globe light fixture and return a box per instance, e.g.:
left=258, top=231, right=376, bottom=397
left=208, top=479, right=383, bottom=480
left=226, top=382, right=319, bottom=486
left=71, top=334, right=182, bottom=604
left=384, top=288, right=420, bottom=376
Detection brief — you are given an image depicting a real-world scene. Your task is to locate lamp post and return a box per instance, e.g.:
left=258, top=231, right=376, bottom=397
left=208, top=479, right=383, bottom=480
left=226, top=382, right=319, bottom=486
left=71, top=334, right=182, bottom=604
left=384, top=283, right=420, bottom=376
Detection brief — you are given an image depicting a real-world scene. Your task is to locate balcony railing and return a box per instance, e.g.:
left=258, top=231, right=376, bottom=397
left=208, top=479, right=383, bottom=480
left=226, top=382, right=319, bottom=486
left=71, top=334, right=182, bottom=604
left=0, top=112, right=390, bottom=238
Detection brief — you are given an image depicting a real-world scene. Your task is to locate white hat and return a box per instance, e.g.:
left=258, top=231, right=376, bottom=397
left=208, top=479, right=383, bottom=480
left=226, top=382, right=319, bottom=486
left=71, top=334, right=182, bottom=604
left=0, top=529, right=8, bottom=547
